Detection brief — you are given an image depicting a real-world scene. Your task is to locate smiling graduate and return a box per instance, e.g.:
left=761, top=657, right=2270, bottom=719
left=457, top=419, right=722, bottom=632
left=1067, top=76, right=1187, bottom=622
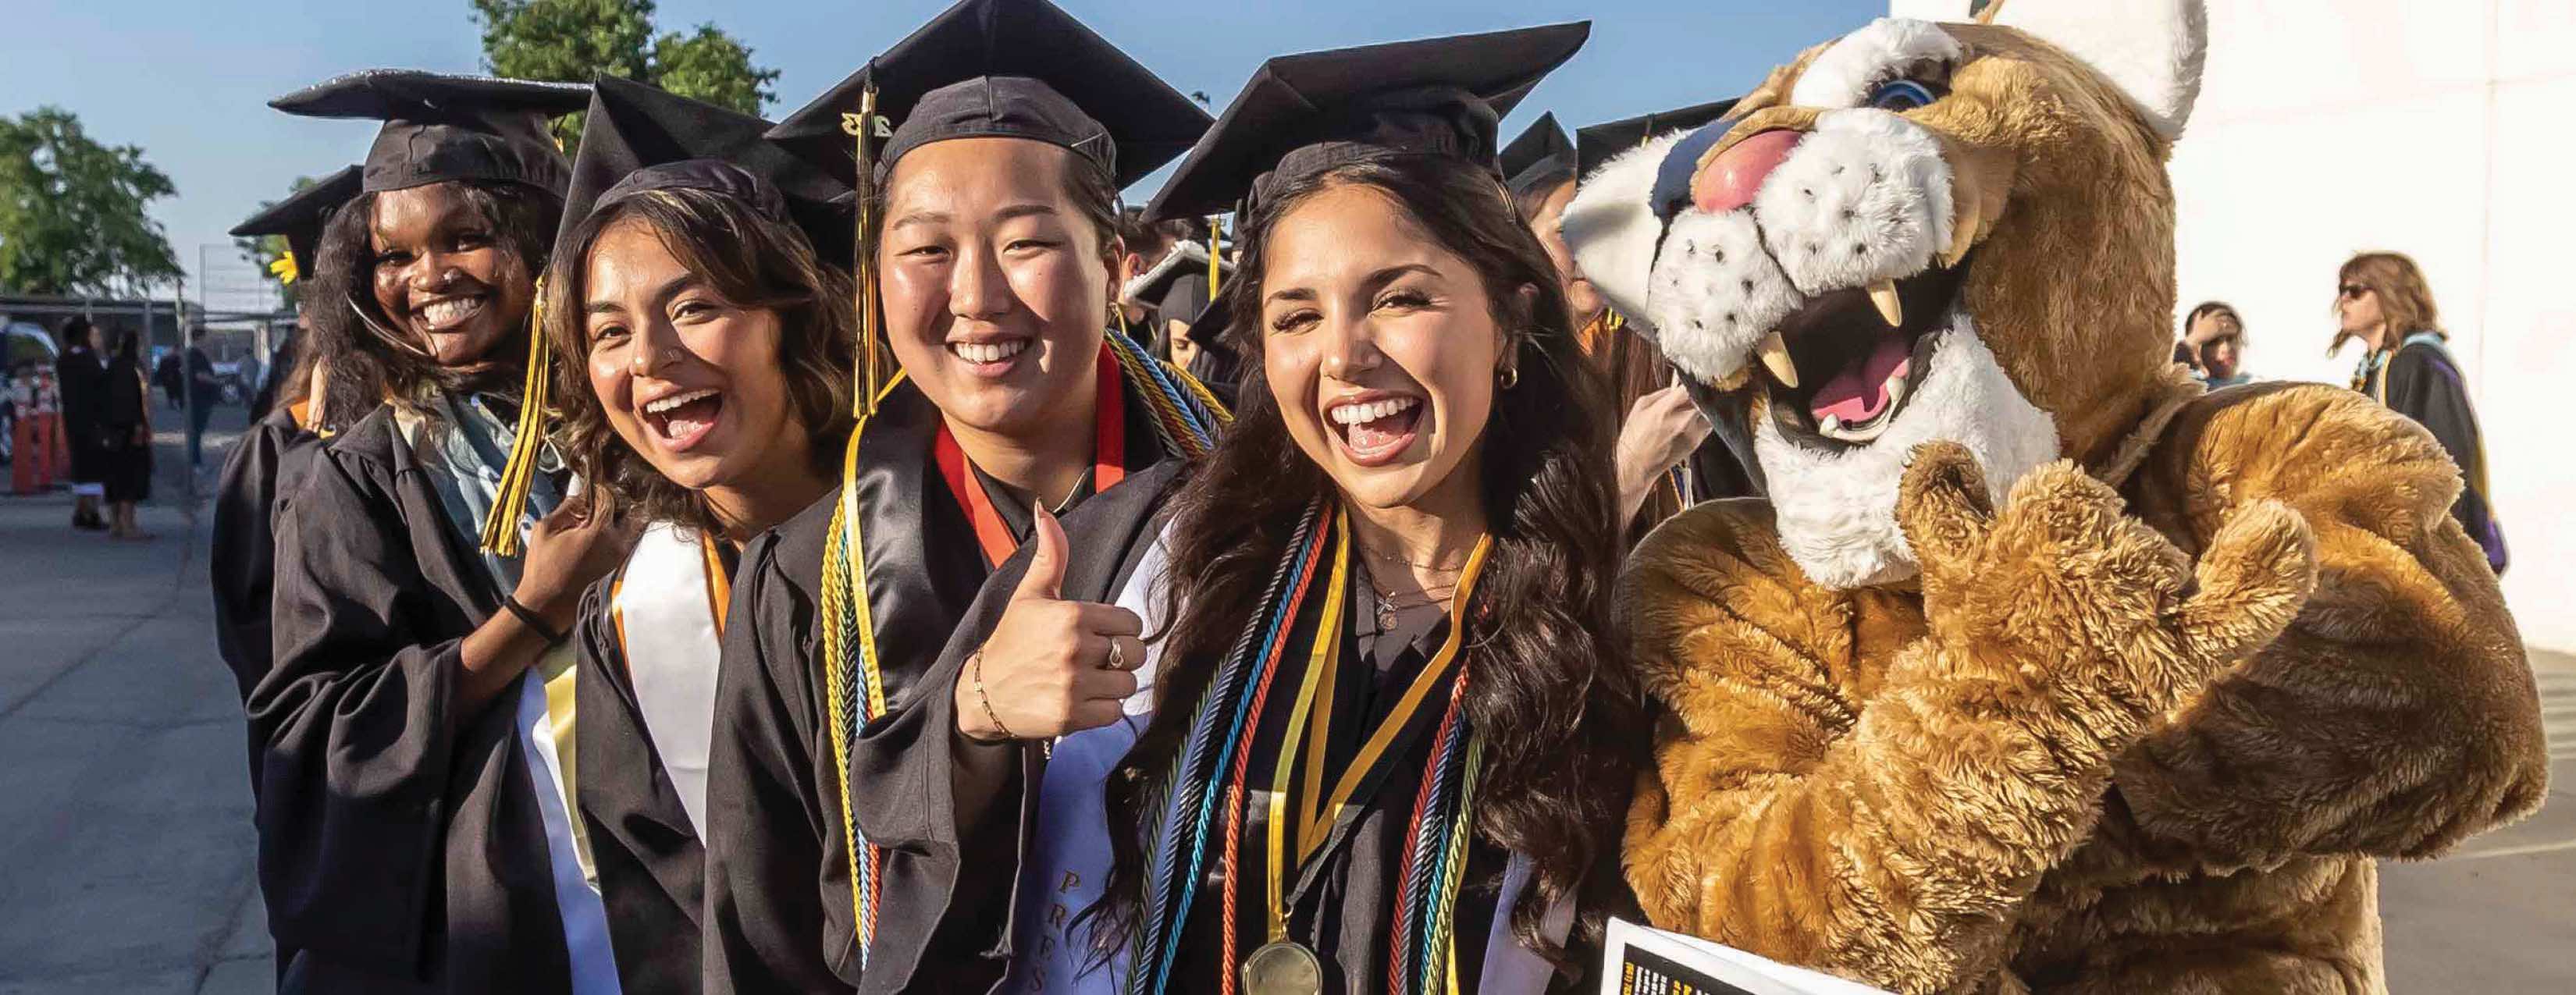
left=692, top=0, right=1224, bottom=990
left=251, top=70, right=645, bottom=994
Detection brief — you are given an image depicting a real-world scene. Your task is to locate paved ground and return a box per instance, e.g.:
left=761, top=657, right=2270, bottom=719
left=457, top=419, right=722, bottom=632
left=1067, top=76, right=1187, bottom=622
left=0, top=407, right=2567, bottom=993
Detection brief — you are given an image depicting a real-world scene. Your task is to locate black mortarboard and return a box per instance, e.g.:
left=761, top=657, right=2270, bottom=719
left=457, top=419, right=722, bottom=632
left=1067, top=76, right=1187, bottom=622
left=560, top=75, right=856, bottom=265
left=272, top=69, right=591, bottom=195
left=228, top=165, right=364, bottom=277
left=1500, top=112, right=1575, bottom=201
left=1144, top=23, right=1590, bottom=222
left=769, top=0, right=1211, bottom=188
left=1123, top=240, right=1226, bottom=326
left=1574, top=98, right=1738, bottom=179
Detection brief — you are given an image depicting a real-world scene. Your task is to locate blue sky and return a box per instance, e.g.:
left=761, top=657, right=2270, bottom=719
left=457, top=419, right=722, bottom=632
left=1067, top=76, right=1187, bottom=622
left=0, top=0, right=1883, bottom=307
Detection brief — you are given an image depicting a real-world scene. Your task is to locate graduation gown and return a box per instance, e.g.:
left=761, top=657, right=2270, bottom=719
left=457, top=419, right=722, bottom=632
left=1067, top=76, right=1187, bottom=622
left=571, top=524, right=738, bottom=995
left=863, top=503, right=1600, bottom=995
left=700, top=376, right=1194, bottom=994
left=212, top=406, right=319, bottom=705
left=254, top=404, right=575, bottom=993
left=2363, top=337, right=2503, bottom=569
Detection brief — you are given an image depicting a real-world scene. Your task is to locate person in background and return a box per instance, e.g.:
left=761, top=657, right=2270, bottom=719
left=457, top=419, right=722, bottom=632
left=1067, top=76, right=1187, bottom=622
left=54, top=317, right=108, bottom=531
left=155, top=349, right=185, bottom=409
left=185, top=339, right=222, bottom=467
left=1517, top=106, right=1758, bottom=537
left=100, top=329, right=155, bottom=539
left=2339, top=251, right=2503, bottom=572
left=2182, top=300, right=2250, bottom=388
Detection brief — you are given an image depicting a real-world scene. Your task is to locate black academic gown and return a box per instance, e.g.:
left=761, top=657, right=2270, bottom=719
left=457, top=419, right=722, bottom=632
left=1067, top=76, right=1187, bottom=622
left=212, top=406, right=322, bottom=804
left=254, top=403, right=575, bottom=994
left=700, top=378, right=1189, bottom=994
left=2366, top=339, right=2503, bottom=567
left=569, top=538, right=738, bottom=995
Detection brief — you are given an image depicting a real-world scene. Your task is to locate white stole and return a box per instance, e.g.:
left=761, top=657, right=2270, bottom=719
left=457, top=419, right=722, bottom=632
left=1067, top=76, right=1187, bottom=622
left=610, top=521, right=728, bottom=834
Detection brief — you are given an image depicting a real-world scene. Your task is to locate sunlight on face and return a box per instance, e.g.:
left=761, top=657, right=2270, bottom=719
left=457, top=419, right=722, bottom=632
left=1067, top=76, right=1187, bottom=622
left=581, top=219, right=804, bottom=495
left=368, top=182, right=534, bottom=369
left=1261, top=183, right=1504, bottom=512
left=877, top=137, right=1117, bottom=437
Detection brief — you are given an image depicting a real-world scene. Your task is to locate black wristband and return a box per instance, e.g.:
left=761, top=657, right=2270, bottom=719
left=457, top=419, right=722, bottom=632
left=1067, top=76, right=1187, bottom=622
left=501, top=595, right=569, bottom=645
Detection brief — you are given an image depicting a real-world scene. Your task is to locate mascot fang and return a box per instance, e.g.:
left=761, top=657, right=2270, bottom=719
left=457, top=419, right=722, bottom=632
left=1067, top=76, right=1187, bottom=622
left=1564, top=1, right=2550, bottom=992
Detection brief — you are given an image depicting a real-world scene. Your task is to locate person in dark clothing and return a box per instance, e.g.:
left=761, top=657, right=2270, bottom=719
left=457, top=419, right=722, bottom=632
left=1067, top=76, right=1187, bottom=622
left=696, top=1, right=1221, bottom=989
left=251, top=70, right=637, bottom=995
left=155, top=350, right=185, bottom=408
left=185, top=342, right=222, bottom=467
left=2339, top=251, right=2504, bottom=572
left=53, top=317, right=109, bottom=531
left=100, top=330, right=155, bottom=538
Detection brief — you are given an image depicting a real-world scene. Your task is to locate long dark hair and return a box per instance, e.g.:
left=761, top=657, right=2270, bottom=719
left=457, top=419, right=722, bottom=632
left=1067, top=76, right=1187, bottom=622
left=1101, top=151, right=1646, bottom=963
left=542, top=187, right=858, bottom=534
left=306, top=180, right=563, bottom=426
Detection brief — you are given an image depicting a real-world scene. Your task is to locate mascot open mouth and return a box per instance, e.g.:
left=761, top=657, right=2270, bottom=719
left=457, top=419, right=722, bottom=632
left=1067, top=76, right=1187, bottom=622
left=1761, top=255, right=1973, bottom=450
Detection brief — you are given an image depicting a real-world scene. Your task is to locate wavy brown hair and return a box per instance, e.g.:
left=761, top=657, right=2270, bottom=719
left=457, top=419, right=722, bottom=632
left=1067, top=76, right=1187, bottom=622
left=2333, top=251, right=2443, bottom=355
left=541, top=187, right=857, bottom=535
left=1100, top=150, right=1647, bottom=965
left=304, top=180, right=563, bottom=427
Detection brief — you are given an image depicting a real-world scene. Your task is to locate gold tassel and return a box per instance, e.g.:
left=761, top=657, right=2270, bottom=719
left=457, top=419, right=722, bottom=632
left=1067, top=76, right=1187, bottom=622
left=479, top=275, right=552, bottom=556
left=1206, top=216, right=1222, bottom=298
left=270, top=251, right=300, bottom=286
left=842, top=84, right=886, bottom=418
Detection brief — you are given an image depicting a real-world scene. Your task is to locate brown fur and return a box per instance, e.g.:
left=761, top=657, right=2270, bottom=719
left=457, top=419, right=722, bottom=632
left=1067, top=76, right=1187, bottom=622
left=1624, top=18, right=2549, bottom=995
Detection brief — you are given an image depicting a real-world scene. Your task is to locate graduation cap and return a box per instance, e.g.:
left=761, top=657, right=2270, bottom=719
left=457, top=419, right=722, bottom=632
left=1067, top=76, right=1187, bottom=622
left=272, top=69, right=591, bottom=195
left=560, top=75, right=856, bottom=265
left=1500, top=112, right=1575, bottom=203
left=1121, top=240, right=1229, bottom=331
left=769, top=0, right=1212, bottom=189
left=228, top=165, right=364, bottom=285
left=1143, top=22, right=1591, bottom=222
left=1573, top=98, right=1738, bottom=179
left=769, top=0, right=1213, bottom=421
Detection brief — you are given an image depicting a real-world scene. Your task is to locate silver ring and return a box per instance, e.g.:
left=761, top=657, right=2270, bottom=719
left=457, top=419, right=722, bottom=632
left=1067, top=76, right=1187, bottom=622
left=1105, top=639, right=1125, bottom=671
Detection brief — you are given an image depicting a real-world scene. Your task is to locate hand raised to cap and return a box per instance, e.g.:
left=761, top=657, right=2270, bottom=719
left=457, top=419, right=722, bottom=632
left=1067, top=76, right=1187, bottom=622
left=955, top=503, right=1148, bottom=743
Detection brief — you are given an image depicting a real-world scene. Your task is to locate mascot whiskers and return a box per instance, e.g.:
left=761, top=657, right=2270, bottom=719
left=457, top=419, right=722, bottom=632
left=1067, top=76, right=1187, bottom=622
left=1561, top=2, right=2549, bottom=991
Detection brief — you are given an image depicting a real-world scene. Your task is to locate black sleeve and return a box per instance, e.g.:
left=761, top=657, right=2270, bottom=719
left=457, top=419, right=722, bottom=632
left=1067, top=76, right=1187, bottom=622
left=2383, top=346, right=2495, bottom=539
left=700, top=535, right=862, bottom=994
left=250, top=449, right=465, bottom=968
left=211, top=421, right=288, bottom=705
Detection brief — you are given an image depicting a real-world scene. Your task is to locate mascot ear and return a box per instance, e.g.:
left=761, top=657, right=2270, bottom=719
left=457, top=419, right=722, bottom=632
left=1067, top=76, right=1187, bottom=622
left=1989, top=0, right=2207, bottom=140
left=1561, top=132, right=1685, bottom=332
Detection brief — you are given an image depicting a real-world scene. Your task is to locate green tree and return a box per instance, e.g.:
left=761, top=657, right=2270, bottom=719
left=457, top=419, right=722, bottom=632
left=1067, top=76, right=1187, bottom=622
left=0, top=107, right=182, bottom=297
left=471, top=0, right=780, bottom=144
left=233, top=174, right=322, bottom=309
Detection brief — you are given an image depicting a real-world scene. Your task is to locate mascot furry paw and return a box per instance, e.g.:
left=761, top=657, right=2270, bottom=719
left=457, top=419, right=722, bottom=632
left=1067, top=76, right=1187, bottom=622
left=1562, top=2, right=2550, bottom=992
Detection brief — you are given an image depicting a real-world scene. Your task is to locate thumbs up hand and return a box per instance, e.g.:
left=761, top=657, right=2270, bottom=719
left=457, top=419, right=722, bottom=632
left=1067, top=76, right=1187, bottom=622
left=954, top=503, right=1147, bottom=743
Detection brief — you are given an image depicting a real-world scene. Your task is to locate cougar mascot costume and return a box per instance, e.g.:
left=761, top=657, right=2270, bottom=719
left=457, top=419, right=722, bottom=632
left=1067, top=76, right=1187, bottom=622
left=1561, top=2, right=2549, bottom=992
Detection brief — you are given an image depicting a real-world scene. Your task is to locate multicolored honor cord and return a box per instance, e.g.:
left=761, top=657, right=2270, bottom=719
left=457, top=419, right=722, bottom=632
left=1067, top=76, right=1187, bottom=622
left=1133, top=505, right=1492, bottom=995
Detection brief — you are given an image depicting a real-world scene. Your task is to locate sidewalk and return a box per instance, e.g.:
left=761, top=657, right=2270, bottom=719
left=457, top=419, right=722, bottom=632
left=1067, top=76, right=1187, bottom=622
left=0, top=408, right=272, bottom=994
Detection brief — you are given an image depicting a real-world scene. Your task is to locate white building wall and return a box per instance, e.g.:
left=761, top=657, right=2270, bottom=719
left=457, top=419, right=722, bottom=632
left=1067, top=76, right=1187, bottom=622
left=1890, top=0, right=2575, bottom=648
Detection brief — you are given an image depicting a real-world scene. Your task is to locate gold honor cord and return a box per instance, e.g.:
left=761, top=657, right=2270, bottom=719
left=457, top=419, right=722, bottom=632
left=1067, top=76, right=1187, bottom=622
left=1297, top=533, right=1492, bottom=864
left=820, top=371, right=909, bottom=961
left=481, top=275, right=553, bottom=556
left=1208, top=217, right=1223, bottom=298
left=844, top=84, right=888, bottom=419
left=1263, top=513, right=1352, bottom=947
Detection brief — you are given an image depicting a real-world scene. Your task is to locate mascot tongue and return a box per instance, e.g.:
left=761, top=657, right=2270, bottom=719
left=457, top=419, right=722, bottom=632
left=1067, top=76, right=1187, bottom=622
left=1810, top=333, right=1913, bottom=424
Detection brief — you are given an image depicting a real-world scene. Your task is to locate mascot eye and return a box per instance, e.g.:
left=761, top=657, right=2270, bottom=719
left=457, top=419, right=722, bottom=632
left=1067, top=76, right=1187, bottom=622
left=1866, top=78, right=1943, bottom=111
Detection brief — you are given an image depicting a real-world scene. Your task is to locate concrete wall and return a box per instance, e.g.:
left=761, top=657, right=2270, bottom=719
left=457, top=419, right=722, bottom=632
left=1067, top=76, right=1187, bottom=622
left=1890, top=0, right=2574, bottom=649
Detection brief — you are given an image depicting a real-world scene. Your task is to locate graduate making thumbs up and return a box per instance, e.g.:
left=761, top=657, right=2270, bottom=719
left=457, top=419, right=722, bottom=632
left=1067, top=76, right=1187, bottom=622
left=956, top=506, right=1149, bottom=742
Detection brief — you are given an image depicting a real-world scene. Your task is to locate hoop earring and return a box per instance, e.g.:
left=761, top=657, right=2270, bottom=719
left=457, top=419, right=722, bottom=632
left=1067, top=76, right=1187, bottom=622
left=1498, top=363, right=1520, bottom=390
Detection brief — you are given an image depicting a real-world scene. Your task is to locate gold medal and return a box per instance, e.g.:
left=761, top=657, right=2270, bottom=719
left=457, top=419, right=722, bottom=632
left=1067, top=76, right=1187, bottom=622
left=1241, top=940, right=1324, bottom=995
